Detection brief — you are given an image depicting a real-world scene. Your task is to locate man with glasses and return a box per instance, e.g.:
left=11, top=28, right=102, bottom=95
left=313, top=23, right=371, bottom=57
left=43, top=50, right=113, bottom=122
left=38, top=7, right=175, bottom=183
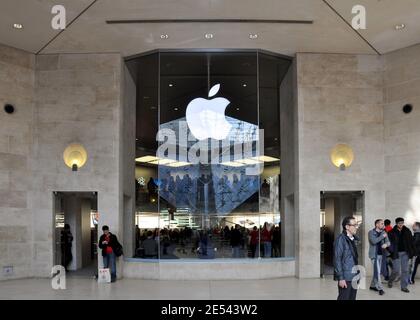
left=388, top=217, right=415, bottom=292
left=334, top=216, right=360, bottom=300
left=368, top=219, right=390, bottom=295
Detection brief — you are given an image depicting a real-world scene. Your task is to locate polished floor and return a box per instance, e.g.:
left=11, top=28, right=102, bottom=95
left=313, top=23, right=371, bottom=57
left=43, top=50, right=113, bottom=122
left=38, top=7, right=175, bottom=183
left=0, top=276, right=419, bottom=300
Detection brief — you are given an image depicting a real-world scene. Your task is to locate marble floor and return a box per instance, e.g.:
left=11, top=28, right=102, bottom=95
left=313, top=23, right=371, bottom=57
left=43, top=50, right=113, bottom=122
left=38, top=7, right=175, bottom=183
left=0, top=276, right=419, bottom=300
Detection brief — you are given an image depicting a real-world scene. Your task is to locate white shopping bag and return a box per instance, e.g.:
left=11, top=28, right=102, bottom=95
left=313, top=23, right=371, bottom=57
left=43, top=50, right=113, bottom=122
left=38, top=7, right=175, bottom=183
left=98, top=268, right=111, bottom=283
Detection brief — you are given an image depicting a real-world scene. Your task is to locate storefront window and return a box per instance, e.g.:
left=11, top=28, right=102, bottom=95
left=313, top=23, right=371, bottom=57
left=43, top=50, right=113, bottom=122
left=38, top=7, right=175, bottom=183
left=129, top=50, right=291, bottom=259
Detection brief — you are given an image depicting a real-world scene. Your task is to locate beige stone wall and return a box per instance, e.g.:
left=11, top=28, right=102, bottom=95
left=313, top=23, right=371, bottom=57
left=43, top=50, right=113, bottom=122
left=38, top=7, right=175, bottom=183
left=295, top=53, right=386, bottom=277
left=32, top=53, right=123, bottom=277
left=0, top=44, right=35, bottom=279
left=384, top=44, right=420, bottom=227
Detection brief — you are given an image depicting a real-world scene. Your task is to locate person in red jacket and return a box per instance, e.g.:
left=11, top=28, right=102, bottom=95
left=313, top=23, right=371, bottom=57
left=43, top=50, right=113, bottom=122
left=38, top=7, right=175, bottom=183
left=261, top=222, right=272, bottom=258
left=249, top=226, right=259, bottom=258
left=384, top=219, right=393, bottom=233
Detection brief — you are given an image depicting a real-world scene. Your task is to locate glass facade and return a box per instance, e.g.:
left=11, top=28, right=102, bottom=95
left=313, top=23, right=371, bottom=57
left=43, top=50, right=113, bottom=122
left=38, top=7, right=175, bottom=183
left=128, top=50, right=291, bottom=260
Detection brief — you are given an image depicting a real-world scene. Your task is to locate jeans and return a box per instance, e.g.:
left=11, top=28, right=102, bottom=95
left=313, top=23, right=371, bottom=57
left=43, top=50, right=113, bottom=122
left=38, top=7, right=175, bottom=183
left=370, top=255, right=384, bottom=290
left=389, top=251, right=409, bottom=289
left=337, top=281, right=357, bottom=300
left=232, top=246, right=241, bottom=258
left=263, top=242, right=272, bottom=258
left=411, top=256, right=419, bottom=282
left=103, top=252, right=116, bottom=281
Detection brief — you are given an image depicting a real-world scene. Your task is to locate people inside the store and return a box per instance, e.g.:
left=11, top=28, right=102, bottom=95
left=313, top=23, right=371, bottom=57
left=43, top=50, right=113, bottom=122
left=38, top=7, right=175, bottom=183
left=249, top=226, right=259, bottom=258
left=368, top=219, right=390, bottom=295
left=142, top=230, right=158, bottom=258
left=410, top=222, right=420, bottom=284
left=60, top=223, right=73, bottom=272
left=98, top=225, right=123, bottom=283
left=231, top=224, right=243, bottom=258
left=261, top=179, right=270, bottom=198
left=261, top=222, right=273, bottom=258
left=334, top=216, right=359, bottom=300
left=272, top=224, right=281, bottom=257
left=387, top=217, right=415, bottom=293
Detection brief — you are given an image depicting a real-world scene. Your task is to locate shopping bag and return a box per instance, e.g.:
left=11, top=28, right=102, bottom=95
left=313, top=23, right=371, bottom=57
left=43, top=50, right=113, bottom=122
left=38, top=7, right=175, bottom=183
left=98, top=268, right=111, bottom=283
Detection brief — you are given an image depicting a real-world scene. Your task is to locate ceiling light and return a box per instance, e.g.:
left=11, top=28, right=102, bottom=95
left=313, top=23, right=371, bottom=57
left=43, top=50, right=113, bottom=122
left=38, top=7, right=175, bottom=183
left=252, top=156, right=280, bottom=162
left=242, top=83, right=247, bottom=87
left=150, top=106, right=157, bottom=110
left=167, top=161, right=191, bottom=167
left=236, top=158, right=263, bottom=165
left=148, top=159, right=176, bottom=165
left=13, top=23, right=23, bottom=29
left=205, top=33, right=214, bottom=39
left=135, top=155, right=159, bottom=163
left=174, top=107, right=178, bottom=111
left=249, top=34, right=258, bottom=39
left=395, top=24, right=405, bottom=30
left=236, top=108, right=240, bottom=111
left=168, top=83, right=174, bottom=87
left=160, top=34, right=169, bottom=39
left=221, top=161, right=245, bottom=167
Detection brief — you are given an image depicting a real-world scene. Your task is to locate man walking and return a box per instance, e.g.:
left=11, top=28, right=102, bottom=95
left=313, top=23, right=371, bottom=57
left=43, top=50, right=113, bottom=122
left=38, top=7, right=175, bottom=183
left=368, top=219, right=390, bottom=295
left=334, top=216, right=360, bottom=300
left=410, top=222, right=420, bottom=284
left=388, top=217, right=415, bottom=292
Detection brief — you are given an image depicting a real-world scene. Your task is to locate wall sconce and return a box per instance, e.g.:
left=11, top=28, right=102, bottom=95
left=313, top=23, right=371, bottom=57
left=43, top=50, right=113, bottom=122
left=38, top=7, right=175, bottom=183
left=63, top=143, right=87, bottom=171
left=330, top=144, right=354, bottom=171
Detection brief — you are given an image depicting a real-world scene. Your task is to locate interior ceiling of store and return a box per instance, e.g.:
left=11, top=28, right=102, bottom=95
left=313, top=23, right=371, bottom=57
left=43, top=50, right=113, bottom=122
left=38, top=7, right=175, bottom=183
left=1, top=0, right=420, bottom=56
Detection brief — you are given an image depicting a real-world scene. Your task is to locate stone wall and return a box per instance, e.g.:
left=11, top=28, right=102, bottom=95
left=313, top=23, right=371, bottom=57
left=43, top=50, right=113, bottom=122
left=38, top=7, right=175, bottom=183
left=295, top=53, right=385, bottom=277
left=384, top=44, right=420, bottom=227
left=0, top=44, right=35, bottom=279
left=32, top=53, right=123, bottom=276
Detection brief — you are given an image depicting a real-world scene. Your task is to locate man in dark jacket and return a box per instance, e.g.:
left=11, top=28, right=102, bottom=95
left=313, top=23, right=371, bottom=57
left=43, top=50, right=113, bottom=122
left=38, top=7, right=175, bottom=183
left=410, top=222, right=420, bottom=284
left=231, top=224, right=243, bottom=258
left=334, top=216, right=360, bottom=300
left=387, top=217, right=414, bottom=292
left=98, top=225, right=122, bottom=282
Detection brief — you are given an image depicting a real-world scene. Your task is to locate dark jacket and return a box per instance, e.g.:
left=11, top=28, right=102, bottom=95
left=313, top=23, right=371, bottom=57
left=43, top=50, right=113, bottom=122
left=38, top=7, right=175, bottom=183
left=413, top=231, right=420, bottom=256
left=230, top=229, right=242, bottom=247
left=98, top=233, right=122, bottom=257
left=388, top=225, right=415, bottom=259
left=333, top=232, right=359, bottom=282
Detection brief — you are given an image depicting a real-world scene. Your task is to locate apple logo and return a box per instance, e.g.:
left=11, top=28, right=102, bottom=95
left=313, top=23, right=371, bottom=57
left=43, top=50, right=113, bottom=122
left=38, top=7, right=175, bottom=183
left=186, top=84, right=232, bottom=140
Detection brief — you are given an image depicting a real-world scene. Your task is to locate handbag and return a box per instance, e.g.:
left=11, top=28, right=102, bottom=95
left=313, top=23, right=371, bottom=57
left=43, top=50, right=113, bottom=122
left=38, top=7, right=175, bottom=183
left=98, top=268, right=111, bottom=283
left=114, top=242, right=123, bottom=257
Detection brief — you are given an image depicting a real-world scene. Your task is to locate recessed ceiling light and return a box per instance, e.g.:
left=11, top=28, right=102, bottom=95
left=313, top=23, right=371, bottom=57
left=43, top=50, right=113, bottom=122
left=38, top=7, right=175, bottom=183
left=174, top=107, right=178, bottom=111
left=395, top=23, right=405, bottom=30
left=242, top=83, right=247, bottom=87
left=160, top=34, right=169, bottom=39
left=13, top=23, right=23, bottom=29
left=236, top=108, right=240, bottom=111
left=249, top=34, right=258, bottom=39
left=205, top=33, right=214, bottom=39
left=168, top=83, right=174, bottom=87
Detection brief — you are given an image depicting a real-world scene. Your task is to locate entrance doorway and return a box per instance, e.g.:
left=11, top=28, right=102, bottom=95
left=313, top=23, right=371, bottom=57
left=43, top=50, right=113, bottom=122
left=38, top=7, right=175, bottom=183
left=320, top=191, right=364, bottom=277
left=53, top=192, right=98, bottom=278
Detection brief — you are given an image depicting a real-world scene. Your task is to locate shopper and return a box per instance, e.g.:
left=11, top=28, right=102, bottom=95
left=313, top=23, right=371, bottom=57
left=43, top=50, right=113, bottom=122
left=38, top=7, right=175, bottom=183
left=231, top=224, right=243, bottom=258
left=334, top=216, right=360, bottom=300
left=387, top=217, right=415, bottom=292
left=261, top=222, right=272, bottom=258
left=98, top=225, right=123, bottom=282
left=60, top=224, right=73, bottom=271
left=368, top=219, right=390, bottom=295
left=249, top=226, right=259, bottom=258
left=410, top=222, right=420, bottom=284
left=142, top=230, right=158, bottom=258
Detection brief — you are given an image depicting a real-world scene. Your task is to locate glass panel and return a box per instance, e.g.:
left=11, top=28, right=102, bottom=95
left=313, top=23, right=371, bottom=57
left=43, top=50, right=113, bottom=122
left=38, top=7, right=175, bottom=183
left=133, top=50, right=291, bottom=259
